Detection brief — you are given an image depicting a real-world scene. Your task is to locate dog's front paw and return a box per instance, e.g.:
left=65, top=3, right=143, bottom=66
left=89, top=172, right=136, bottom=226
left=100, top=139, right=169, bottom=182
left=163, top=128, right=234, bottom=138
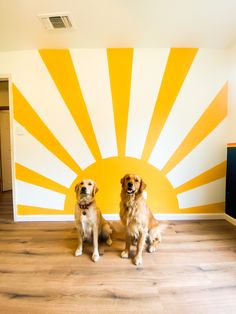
left=106, top=237, right=112, bottom=246
left=92, top=252, right=100, bottom=262
left=121, top=250, right=129, bottom=258
left=133, top=255, right=142, bottom=266
left=148, top=245, right=156, bottom=253
left=75, top=248, right=82, bottom=257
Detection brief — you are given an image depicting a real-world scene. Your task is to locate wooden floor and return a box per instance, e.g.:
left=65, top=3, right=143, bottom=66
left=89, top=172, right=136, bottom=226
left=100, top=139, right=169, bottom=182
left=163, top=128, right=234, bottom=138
left=0, top=193, right=236, bottom=313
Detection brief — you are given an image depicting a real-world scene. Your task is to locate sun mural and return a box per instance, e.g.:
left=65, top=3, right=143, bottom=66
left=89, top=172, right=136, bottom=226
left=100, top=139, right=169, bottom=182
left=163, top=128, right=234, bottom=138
left=8, top=48, right=228, bottom=216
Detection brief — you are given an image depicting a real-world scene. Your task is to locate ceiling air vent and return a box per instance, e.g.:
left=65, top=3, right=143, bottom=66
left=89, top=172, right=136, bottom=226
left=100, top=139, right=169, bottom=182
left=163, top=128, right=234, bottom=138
left=38, top=13, right=75, bottom=30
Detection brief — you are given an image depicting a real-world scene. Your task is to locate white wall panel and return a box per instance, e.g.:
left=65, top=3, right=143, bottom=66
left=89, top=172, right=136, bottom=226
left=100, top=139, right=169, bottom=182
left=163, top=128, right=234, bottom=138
left=167, top=120, right=227, bottom=188
left=70, top=49, right=117, bottom=158
left=177, top=178, right=225, bottom=208
left=149, top=49, right=229, bottom=170
left=16, top=180, right=66, bottom=209
left=126, top=48, right=170, bottom=158
left=14, top=121, right=77, bottom=188
left=0, top=50, right=94, bottom=169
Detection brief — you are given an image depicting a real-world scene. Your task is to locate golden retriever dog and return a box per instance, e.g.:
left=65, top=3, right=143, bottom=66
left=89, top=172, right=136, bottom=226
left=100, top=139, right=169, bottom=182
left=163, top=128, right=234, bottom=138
left=119, top=174, right=163, bottom=266
left=74, top=179, right=112, bottom=262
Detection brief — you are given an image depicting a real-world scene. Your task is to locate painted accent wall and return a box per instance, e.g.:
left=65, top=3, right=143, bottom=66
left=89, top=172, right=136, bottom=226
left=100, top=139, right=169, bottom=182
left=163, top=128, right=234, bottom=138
left=0, top=48, right=230, bottom=219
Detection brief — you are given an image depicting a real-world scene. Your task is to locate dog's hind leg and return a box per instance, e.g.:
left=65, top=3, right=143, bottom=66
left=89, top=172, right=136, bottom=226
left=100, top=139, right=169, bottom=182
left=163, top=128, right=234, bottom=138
left=102, top=223, right=113, bottom=246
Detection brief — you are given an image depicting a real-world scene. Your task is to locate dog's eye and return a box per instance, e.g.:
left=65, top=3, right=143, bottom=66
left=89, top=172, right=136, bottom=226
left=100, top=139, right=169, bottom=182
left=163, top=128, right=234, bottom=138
left=88, top=182, right=92, bottom=186
left=135, top=179, right=139, bottom=182
left=126, top=177, right=130, bottom=180
left=80, top=182, right=84, bottom=185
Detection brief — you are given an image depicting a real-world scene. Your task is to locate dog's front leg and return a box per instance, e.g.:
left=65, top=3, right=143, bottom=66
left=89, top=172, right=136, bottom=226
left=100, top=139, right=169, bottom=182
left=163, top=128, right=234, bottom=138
left=92, top=224, right=100, bottom=262
left=133, top=231, right=147, bottom=265
left=121, top=232, right=131, bottom=258
left=75, top=226, right=83, bottom=257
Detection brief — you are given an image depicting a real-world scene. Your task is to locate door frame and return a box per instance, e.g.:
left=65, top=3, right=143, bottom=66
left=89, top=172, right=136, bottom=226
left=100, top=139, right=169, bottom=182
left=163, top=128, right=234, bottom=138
left=0, top=110, right=12, bottom=191
left=0, top=74, right=17, bottom=221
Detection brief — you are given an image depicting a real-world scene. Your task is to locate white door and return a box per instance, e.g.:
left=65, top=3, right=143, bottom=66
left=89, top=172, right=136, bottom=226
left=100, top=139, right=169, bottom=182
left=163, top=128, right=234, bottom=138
left=0, top=110, right=12, bottom=191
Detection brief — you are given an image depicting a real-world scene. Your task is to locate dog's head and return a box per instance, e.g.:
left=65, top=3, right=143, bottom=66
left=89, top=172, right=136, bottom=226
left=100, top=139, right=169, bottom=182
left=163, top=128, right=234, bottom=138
left=74, top=179, right=99, bottom=201
left=120, top=174, right=146, bottom=196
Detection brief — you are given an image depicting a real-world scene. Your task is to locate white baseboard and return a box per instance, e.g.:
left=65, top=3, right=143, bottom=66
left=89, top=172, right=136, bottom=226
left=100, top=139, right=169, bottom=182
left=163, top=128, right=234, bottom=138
left=15, top=213, right=225, bottom=222
left=105, top=213, right=225, bottom=221
left=224, top=214, right=236, bottom=226
left=104, top=214, right=119, bottom=221
left=15, top=215, right=74, bottom=222
left=154, top=213, right=225, bottom=220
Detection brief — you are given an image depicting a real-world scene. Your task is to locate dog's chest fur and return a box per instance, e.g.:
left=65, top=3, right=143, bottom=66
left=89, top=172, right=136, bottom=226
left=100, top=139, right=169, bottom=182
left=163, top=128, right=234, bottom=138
left=122, top=198, right=148, bottom=238
left=75, top=203, right=97, bottom=242
left=81, top=212, right=93, bottom=241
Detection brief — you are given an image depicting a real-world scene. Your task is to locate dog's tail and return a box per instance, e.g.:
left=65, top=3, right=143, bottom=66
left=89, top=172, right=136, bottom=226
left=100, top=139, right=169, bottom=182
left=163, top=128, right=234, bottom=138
left=153, top=222, right=168, bottom=243
left=108, top=220, right=116, bottom=231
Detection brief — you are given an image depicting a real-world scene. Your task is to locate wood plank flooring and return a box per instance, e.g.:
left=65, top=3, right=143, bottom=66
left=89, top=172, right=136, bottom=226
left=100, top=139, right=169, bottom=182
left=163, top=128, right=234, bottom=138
left=0, top=193, right=236, bottom=313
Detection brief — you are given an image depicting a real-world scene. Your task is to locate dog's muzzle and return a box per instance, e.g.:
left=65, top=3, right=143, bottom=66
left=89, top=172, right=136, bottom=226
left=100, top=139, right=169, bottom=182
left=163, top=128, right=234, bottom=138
left=126, top=182, right=135, bottom=194
left=126, top=188, right=135, bottom=195
left=80, top=187, right=87, bottom=194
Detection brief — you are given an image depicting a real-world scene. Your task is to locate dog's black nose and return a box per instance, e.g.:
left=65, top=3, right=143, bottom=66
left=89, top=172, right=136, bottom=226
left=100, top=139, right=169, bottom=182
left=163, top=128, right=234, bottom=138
left=128, top=182, right=133, bottom=188
left=81, top=187, right=87, bottom=193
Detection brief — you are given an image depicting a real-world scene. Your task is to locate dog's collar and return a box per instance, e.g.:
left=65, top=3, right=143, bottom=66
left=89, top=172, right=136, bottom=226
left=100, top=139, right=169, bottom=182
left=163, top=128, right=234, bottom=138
left=78, top=202, right=92, bottom=210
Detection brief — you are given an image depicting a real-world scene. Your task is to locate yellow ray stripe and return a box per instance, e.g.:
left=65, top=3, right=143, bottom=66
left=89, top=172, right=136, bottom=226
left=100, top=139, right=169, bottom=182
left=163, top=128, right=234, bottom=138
left=107, top=48, right=133, bottom=156
left=175, top=161, right=226, bottom=194
left=142, top=48, right=198, bottom=161
left=15, top=163, right=69, bottom=195
left=17, top=205, right=68, bottom=215
left=180, top=202, right=225, bottom=214
left=163, top=83, right=228, bottom=174
left=39, top=49, right=101, bottom=161
left=13, top=84, right=81, bottom=174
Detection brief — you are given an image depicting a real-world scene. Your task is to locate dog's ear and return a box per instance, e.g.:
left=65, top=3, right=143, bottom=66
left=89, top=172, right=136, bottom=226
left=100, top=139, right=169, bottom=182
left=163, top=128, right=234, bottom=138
left=92, top=183, right=99, bottom=196
left=120, top=175, right=127, bottom=187
left=74, top=183, right=80, bottom=193
left=139, top=179, right=147, bottom=192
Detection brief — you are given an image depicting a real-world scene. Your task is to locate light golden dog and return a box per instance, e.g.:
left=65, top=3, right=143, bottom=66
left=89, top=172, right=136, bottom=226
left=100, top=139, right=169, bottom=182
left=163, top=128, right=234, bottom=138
left=119, top=174, right=163, bottom=265
left=74, top=179, right=112, bottom=262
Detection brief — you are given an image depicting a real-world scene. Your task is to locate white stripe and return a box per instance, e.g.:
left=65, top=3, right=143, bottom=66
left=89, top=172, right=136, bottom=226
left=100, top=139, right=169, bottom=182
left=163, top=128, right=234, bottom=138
left=154, top=213, right=224, bottom=220
left=15, top=213, right=225, bottom=222
left=177, top=178, right=225, bottom=208
left=167, top=119, right=227, bottom=188
left=14, top=121, right=77, bottom=188
left=0, top=50, right=94, bottom=169
left=70, top=49, right=117, bottom=158
left=149, top=49, right=229, bottom=170
left=16, top=180, right=66, bottom=209
left=16, top=215, right=74, bottom=222
left=126, top=49, right=170, bottom=158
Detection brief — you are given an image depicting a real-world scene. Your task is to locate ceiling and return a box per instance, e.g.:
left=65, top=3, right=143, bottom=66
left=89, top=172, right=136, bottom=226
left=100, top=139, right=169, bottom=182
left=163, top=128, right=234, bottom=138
left=1, top=0, right=236, bottom=51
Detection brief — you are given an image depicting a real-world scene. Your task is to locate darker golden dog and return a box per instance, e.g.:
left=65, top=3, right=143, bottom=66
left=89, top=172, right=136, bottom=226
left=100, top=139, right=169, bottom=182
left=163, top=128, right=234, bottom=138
left=119, top=174, right=163, bottom=265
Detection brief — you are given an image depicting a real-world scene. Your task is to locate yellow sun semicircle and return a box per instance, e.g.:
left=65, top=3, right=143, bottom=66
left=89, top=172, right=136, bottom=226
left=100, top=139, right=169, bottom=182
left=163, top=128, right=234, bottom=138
left=64, top=157, right=179, bottom=215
